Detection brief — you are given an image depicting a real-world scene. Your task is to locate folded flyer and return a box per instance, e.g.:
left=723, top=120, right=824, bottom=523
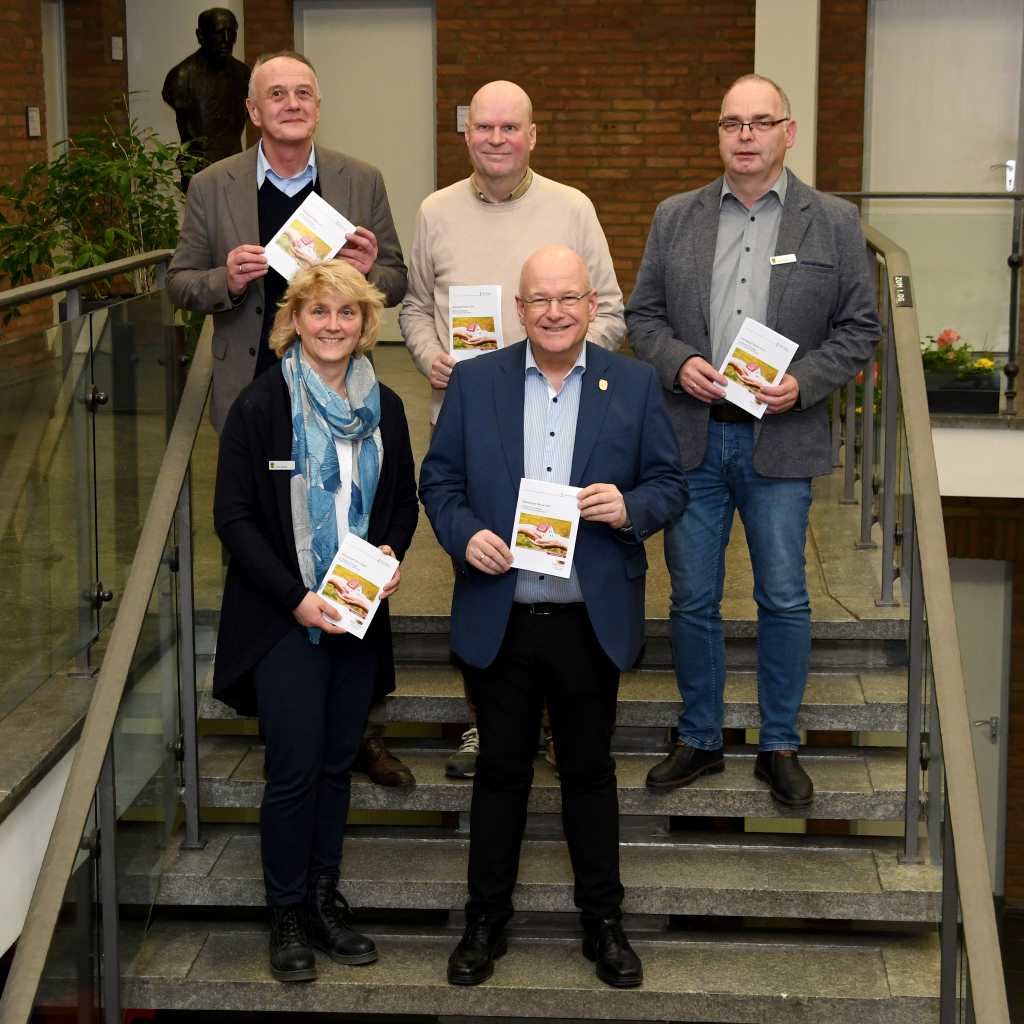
left=266, top=192, right=357, bottom=281
left=448, top=285, right=503, bottom=361
left=316, top=533, right=398, bottom=639
left=718, top=317, right=800, bottom=419
left=509, top=478, right=580, bottom=579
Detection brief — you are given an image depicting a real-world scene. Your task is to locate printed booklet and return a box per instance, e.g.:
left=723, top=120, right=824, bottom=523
left=509, top=478, right=580, bottom=580
left=266, top=192, right=357, bottom=281
left=718, top=317, right=799, bottom=419
left=316, top=533, right=398, bottom=639
left=448, top=285, right=503, bottom=360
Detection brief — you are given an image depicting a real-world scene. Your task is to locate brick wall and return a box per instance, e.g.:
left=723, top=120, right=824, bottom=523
left=242, top=0, right=293, bottom=64
left=942, top=497, right=1024, bottom=907
left=0, top=0, right=52, bottom=337
left=435, top=0, right=754, bottom=299
left=63, top=0, right=129, bottom=135
left=816, top=0, right=868, bottom=194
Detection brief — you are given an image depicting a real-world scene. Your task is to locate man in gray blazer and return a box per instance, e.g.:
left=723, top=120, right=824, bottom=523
left=168, top=50, right=410, bottom=789
left=168, top=49, right=406, bottom=434
left=626, top=74, right=879, bottom=807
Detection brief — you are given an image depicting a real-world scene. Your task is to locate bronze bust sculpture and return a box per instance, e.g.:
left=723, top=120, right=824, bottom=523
left=162, top=8, right=250, bottom=187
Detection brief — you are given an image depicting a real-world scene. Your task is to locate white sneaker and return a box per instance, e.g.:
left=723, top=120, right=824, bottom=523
left=445, top=727, right=479, bottom=779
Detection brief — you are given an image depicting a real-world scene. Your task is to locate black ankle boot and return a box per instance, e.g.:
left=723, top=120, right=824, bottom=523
left=307, top=876, right=378, bottom=965
left=269, top=905, right=317, bottom=982
left=582, top=918, right=643, bottom=988
left=447, top=916, right=508, bottom=985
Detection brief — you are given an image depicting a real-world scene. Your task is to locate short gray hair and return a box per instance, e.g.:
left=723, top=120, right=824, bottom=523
left=247, top=50, right=321, bottom=100
left=722, top=73, right=792, bottom=119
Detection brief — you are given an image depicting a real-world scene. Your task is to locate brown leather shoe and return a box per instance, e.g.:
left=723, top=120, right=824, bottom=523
left=354, top=736, right=415, bottom=787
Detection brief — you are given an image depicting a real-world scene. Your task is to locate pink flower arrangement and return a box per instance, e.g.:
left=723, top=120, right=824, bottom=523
left=935, top=328, right=960, bottom=349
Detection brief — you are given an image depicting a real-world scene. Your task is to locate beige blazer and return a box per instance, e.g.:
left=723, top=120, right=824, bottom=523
left=167, top=144, right=407, bottom=431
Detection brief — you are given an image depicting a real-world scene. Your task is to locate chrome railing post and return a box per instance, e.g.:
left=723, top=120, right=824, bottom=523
left=857, top=350, right=879, bottom=548
left=902, top=502, right=924, bottom=863
left=97, top=742, right=121, bottom=1024
left=830, top=390, right=842, bottom=468
left=939, top=787, right=960, bottom=1024
left=876, top=310, right=900, bottom=607
left=72, top=305, right=97, bottom=677
left=841, top=377, right=857, bottom=504
left=175, top=467, right=203, bottom=850
left=928, top=682, right=944, bottom=863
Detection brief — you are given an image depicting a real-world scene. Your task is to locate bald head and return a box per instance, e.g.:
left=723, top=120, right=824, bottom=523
left=464, top=80, right=537, bottom=200
left=519, top=245, right=591, bottom=297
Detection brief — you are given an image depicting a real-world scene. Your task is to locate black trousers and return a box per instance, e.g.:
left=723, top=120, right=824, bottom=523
left=254, top=625, right=376, bottom=906
left=466, top=603, right=624, bottom=927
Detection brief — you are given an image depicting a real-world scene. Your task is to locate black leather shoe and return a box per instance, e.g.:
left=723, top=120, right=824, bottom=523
left=307, top=876, right=378, bottom=965
left=645, top=740, right=724, bottom=790
left=447, top=917, right=508, bottom=986
left=269, top=906, right=317, bottom=982
left=754, top=750, right=814, bottom=808
left=582, top=919, right=643, bottom=988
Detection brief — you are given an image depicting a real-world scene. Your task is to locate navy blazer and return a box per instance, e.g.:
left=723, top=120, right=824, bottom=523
left=626, top=173, right=881, bottom=477
left=212, top=365, right=419, bottom=716
left=419, top=341, right=687, bottom=672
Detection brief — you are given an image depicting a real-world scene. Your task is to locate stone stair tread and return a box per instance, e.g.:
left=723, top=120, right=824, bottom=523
left=110, top=916, right=938, bottom=1021
left=197, top=738, right=908, bottom=820
left=123, top=824, right=940, bottom=921
left=197, top=664, right=908, bottom=731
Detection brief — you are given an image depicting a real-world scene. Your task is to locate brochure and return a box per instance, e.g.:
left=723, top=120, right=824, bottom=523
left=718, top=317, right=800, bottom=419
left=448, top=285, right=503, bottom=361
left=509, top=478, right=581, bottom=579
left=266, top=192, right=357, bottom=281
left=315, top=533, right=398, bottom=640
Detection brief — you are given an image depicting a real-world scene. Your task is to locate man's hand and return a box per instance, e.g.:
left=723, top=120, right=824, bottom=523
left=429, top=351, right=457, bottom=390
left=678, top=356, right=727, bottom=403
left=465, top=529, right=514, bottom=575
left=757, top=373, right=800, bottom=414
left=378, top=544, right=402, bottom=599
left=292, top=591, right=347, bottom=633
left=339, top=226, right=378, bottom=275
left=226, top=244, right=269, bottom=297
left=578, top=483, right=630, bottom=529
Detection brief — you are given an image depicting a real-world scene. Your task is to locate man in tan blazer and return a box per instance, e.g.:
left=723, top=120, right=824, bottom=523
left=169, top=50, right=410, bottom=789
left=168, top=49, right=406, bottom=433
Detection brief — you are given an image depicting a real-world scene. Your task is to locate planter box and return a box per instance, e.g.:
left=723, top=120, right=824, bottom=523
left=924, top=370, right=1001, bottom=415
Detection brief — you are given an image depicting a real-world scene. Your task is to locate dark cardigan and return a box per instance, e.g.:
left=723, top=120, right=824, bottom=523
left=212, top=364, right=419, bottom=716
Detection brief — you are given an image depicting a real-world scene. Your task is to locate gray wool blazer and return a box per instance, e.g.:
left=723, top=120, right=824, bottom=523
left=167, top=144, right=407, bottom=432
left=626, top=173, right=880, bottom=478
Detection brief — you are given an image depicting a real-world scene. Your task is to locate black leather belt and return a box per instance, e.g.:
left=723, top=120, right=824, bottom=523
left=512, top=602, right=585, bottom=616
left=709, top=403, right=753, bottom=423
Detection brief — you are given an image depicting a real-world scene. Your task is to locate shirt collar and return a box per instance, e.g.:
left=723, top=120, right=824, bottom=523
left=720, top=166, right=789, bottom=208
left=256, top=140, right=317, bottom=189
left=525, top=338, right=587, bottom=379
left=470, top=168, right=534, bottom=204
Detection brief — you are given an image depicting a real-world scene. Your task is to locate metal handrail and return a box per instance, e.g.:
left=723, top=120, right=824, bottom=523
left=863, top=223, right=1010, bottom=1022
left=0, top=250, right=174, bottom=311
left=0, top=316, right=212, bottom=1024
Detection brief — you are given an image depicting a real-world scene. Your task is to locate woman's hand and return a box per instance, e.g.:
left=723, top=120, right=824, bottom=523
left=293, top=591, right=347, bottom=634
left=379, top=544, right=402, bottom=599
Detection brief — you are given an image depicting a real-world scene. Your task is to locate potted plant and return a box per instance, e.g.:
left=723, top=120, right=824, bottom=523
left=0, top=98, right=200, bottom=324
left=921, top=328, right=1001, bottom=414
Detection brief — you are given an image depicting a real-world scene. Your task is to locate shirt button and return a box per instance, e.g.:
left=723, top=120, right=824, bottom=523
left=552, top=397, right=558, bottom=403
left=546, top=467, right=552, bottom=472
left=538, top=575, right=545, bottom=581
left=255, top=306, right=263, bottom=315
left=745, top=246, right=751, bottom=252
left=549, top=431, right=555, bottom=437
left=736, top=309, right=742, bottom=315
left=750, top=216, right=756, bottom=222
left=249, top=347, right=256, bottom=356
left=740, top=278, right=746, bottom=284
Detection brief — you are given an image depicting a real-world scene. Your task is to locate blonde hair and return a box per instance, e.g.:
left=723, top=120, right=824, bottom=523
left=268, top=260, right=385, bottom=360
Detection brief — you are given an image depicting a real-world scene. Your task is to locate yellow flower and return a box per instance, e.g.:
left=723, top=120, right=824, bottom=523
left=973, top=357, right=995, bottom=370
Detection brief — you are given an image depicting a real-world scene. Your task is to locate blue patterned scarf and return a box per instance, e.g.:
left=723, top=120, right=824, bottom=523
left=280, top=344, right=382, bottom=642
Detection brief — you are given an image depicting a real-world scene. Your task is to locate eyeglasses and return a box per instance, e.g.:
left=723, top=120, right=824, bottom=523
left=520, top=291, right=593, bottom=310
left=717, top=117, right=790, bottom=134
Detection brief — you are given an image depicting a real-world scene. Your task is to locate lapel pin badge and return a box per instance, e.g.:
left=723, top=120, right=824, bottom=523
left=598, top=378, right=608, bottom=391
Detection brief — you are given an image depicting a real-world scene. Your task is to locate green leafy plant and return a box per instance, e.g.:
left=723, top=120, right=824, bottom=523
left=921, top=328, right=997, bottom=379
left=0, top=97, right=199, bottom=319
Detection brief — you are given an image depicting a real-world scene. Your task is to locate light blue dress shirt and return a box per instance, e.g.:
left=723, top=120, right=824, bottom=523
left=256, top=140, right=318, bottom=196
left=513, top=342, right=587, bottom=605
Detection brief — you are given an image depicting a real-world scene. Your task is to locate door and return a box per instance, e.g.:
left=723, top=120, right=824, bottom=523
left=294, top=0, right=436, bottom=343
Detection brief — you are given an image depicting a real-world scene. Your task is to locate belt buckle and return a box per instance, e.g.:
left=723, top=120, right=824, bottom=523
left=531, top=603, right=554, bottom=616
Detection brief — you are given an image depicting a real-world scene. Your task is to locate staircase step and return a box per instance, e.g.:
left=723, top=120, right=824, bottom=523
left=102, top=917, right=938, bottom=1022
left=197, top=738, right=908, bottom=820
left=123, top=824, right=940, bottom=922
left=198, top=665, right=908, bottom=732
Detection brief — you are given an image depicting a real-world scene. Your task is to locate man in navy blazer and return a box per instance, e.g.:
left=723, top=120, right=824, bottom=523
left=420, top=245, right=686, bottom=991
left=626, top=74, right=879, bottom=807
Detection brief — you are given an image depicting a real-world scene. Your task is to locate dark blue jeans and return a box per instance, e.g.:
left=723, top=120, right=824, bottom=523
left=254, top=625, right=376, bottom=906
left=664, top=418, right=812, bottom=752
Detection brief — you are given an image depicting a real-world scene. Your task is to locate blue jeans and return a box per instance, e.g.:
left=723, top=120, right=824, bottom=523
left=664, top=418, right=812, bottom=752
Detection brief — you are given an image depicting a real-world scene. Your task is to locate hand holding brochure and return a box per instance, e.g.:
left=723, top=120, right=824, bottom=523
left=316, top=533, right=398, bottom=639
left=449, top=285, right=503, bottom=361
left=510, top=478, right=580, bottom=579
left=718, top=317, right=799, bottom=419
left=266, top=192, right=357, bottom=282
